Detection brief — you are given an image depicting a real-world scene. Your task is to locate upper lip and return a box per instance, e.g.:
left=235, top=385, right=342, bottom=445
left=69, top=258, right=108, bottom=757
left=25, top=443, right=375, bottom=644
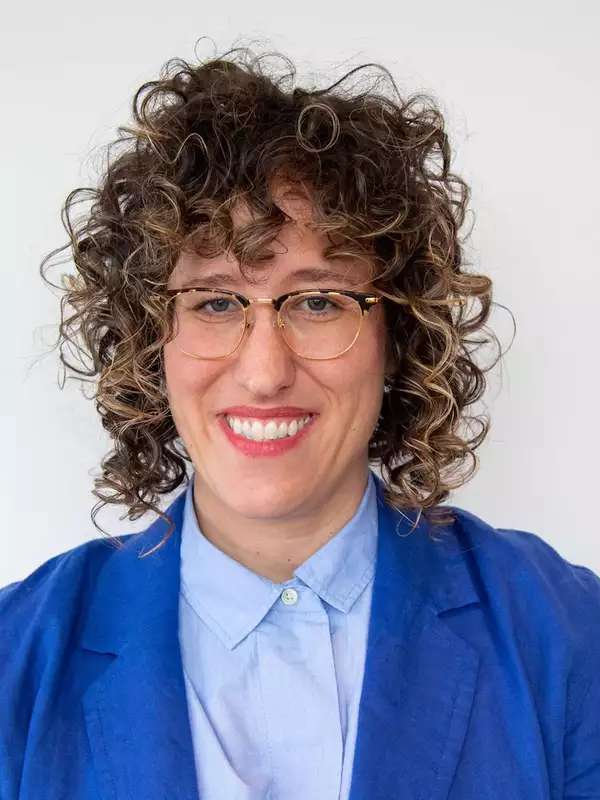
left=220, top=406, right=317, bottom=419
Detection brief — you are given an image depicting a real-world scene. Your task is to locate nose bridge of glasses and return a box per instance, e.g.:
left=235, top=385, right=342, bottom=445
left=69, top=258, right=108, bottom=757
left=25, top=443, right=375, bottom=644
left=245, top=296, right=283, bottom=328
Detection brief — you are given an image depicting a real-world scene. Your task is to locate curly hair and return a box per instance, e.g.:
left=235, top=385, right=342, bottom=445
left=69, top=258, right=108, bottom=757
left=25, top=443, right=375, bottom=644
left=40, top=42, right=511, bottom=552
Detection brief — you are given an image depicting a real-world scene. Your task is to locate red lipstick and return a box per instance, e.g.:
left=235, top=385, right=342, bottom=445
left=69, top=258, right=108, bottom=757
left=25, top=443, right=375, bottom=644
left=217, top=413, right=317, bottom=458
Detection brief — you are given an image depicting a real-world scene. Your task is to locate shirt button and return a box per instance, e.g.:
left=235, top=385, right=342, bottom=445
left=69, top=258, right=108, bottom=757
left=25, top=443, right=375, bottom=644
left=280, top=588, right=298, bottom=605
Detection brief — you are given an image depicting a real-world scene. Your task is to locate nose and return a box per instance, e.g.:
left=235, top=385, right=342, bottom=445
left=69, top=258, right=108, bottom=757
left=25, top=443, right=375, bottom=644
left=230, top=304, right=296, bottom=398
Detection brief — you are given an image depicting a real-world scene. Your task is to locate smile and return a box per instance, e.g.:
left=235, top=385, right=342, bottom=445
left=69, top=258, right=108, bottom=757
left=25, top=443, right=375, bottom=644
left=224, top=414, right=313, bottom=441
left=217, top=414, right=317, bottom=457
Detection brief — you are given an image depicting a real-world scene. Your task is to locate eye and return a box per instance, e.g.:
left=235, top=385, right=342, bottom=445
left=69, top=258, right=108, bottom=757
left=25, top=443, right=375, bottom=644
left=306, top=296, right=335, bottom=312
left=178, top=292, right=243, bottom=317
left=285, top=293, right=350, bottom=320
left=194, top=298, right=236, bottom=314
left=295, top=295, right=341, bottom=314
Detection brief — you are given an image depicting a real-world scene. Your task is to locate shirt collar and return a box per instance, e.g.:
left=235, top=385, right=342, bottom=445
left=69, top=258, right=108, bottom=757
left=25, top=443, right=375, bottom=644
left=179, top=471, right=379, bottom=650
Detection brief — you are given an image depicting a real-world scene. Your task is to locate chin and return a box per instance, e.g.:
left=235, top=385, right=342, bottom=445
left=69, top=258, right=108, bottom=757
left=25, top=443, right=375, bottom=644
left=214, top=475, right=308, bottom=519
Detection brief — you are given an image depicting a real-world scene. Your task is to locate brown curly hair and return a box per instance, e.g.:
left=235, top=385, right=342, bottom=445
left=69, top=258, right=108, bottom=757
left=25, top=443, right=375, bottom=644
left=40, top=42, right=511, bottom=552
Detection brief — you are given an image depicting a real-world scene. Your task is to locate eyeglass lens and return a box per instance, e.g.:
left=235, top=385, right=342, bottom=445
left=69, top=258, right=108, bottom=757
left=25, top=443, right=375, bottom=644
left=169, top=290, right=364, bottom=359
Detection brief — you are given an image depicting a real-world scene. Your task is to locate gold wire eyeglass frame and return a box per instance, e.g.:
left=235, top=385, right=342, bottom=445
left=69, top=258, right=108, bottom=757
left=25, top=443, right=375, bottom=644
left=160, top=287, right=383, bottom=360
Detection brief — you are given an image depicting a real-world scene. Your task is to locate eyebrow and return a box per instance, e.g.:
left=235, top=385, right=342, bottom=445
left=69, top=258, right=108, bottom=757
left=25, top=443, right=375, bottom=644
left=178, top=266, right=365, bottom=290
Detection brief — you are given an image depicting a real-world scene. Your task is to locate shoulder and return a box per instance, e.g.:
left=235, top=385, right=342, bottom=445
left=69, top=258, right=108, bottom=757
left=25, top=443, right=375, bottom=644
left=0, top=533, right=137, bottom=605
left=445, top=504, right=600, bottom=709
left=0, top=488, right=186, bottom=661
left=446, top=504, right=600, bottom=613
left=443, top=505, right=600, bottom=788
left=0, top=534, right=136, bottom=655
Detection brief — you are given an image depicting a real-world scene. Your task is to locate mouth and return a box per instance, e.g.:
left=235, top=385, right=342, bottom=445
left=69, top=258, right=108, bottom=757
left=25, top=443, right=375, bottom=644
left=217, top=413, right=318, bottom=457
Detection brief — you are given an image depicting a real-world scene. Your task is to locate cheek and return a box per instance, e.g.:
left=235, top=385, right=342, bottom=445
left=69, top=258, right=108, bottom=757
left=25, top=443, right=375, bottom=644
left=163, top=343, right=214, bottom=408
left=333, top=326, right=386, bottom=423
left=164, top=344, right=190, bottom=393
left=357, top=316, right=388, bottom=382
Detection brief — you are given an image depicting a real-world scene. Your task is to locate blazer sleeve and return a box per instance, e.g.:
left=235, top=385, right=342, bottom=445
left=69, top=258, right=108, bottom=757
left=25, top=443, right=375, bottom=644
left=563, top=563, right=600, bottom=798
left=0, top=548, right=85, bottom=799
left=0, top=580, right=30, bottom=800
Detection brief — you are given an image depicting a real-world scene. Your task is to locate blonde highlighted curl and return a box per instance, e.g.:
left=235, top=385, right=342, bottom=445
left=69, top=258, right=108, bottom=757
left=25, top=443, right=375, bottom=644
left=40, top=42, right=512, bottom=551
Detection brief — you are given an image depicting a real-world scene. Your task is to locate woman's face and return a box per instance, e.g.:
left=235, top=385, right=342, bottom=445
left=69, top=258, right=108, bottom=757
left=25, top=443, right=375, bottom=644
left=163, top=200, right=390, bottom=522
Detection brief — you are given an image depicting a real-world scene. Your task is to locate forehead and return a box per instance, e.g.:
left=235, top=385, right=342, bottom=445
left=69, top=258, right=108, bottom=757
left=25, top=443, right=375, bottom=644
left=171, top=192, right=375, bottom=290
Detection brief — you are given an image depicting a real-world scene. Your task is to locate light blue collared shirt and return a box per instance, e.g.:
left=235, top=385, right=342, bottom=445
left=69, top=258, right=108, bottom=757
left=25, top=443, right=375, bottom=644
left=177, top=470, right=379, bottom=800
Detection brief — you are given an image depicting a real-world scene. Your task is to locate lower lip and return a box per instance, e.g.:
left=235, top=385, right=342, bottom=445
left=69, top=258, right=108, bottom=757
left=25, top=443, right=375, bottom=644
left=217, top=415, right=317, bottom=457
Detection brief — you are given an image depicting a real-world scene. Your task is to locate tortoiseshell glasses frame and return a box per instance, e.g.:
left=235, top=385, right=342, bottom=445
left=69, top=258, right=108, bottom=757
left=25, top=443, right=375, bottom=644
left=159, top=286, right=383, bottom=360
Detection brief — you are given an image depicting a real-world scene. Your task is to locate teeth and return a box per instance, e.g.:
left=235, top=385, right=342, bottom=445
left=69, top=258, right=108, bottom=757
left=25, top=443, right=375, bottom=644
left=225, top=415, right=312, bottom=441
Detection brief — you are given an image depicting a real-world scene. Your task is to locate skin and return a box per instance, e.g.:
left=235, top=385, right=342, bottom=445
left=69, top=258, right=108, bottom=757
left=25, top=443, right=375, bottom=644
left=164, top=190, right=394, bottom=583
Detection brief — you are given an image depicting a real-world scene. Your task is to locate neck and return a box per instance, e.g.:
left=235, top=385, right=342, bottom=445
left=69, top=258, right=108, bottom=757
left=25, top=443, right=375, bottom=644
left=191, top=470, right=370, bottom=583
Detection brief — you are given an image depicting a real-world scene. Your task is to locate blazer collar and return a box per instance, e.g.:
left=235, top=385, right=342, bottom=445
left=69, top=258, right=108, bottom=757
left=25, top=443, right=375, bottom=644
left=80, top=473, right=481, bottom=800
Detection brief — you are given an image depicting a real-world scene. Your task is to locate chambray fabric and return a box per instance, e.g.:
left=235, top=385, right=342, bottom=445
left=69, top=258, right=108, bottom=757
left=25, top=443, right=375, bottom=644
left=178, top=470, right=378, bottom=800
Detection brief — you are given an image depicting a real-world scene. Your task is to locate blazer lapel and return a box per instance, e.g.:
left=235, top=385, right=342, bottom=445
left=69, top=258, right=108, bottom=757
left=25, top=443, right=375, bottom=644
left=80, top=489, right=199, bottom=800
left=349, top=477, right=482, bottom=800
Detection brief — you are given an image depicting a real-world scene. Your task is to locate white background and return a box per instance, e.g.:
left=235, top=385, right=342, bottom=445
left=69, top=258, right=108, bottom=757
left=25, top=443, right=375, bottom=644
left=2, top=0, right=599, bottom=585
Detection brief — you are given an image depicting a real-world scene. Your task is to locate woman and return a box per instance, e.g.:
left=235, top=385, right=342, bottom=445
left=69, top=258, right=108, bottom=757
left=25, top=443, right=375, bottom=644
left=1, top=45, right=598, bottom=799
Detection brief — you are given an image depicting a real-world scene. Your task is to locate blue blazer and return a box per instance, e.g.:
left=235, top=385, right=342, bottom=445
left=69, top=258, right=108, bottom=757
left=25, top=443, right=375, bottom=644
left=1, top=476, right=599, bottom=799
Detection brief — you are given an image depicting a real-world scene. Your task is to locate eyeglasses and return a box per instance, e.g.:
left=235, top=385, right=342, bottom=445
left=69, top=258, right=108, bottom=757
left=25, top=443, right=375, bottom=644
left=161, top=287, right=382, bottom=360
